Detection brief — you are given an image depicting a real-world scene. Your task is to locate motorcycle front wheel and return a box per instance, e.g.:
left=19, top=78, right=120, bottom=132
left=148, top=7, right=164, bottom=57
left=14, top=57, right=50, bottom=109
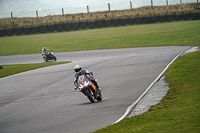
left=53, top=56, right=57, bottom=61
left=97, top=92, right=102, bottom=101
left=85, top=89, right=95, bottom=103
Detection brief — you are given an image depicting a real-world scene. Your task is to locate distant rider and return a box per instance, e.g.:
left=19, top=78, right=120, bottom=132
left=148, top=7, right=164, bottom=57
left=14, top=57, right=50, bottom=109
left=74, top=65, right=101, bottom=92
left=42, top=47, right=49, bottom=55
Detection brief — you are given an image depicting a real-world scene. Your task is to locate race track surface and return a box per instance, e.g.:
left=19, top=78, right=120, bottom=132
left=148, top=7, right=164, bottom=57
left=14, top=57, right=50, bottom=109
left=0, top=46, right=189, bottom=133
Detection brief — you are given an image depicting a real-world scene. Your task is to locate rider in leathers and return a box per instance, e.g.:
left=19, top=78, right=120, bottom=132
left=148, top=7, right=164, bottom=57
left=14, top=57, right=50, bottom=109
left=42, top=47, right=49, bottom=55
left=74, top=65, right=101, bottom=92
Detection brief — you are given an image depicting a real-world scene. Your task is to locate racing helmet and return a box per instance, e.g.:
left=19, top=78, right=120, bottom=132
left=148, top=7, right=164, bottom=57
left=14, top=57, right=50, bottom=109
left=74, top=65, right=82, bottom=75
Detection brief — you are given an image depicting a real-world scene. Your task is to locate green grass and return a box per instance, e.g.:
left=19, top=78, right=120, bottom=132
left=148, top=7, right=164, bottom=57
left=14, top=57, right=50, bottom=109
left=93, top=51, right=200, bottom=133
left=0, top=20, right=200, bottom=56
left=0, top=61, right=70, bottom=78
left=0, top=19, right=200, bottom=132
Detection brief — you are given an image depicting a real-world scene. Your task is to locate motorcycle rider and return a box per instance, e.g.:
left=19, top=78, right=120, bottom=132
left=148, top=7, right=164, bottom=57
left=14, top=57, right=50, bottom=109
left=42, top=47, right=49, bottom=55
left=74, top=65, right=101, bottom=92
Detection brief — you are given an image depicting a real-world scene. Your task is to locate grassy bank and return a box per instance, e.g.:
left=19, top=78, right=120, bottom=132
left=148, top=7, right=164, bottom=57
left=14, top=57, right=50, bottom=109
left=0, top=3, right=199, bottom=29
left=0, top=20, right=200, bottom=56
left=94, top=51, right=200, bottom=133
left=0, top=61, right=70, bottom=78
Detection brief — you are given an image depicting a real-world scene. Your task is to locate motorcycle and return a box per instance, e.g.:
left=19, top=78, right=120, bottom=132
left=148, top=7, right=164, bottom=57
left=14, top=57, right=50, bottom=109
left=77, top=74, right=102, bottom=103
left=42, top=49, right=57, bottom=62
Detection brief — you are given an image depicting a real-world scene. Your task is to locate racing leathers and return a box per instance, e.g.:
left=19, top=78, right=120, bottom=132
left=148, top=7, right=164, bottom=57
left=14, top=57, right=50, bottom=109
left=42, top=48, right=49, bottom=55
left=74, top=69, right=100, bottom=91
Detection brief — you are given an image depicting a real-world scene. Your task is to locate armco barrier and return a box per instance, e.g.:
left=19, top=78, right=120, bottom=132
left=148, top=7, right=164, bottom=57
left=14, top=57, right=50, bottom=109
left=72, top=23, right=80, bottom=30
left=159, top=15, right=166, bottom=22
left=144, top=17, right=151, bottom=24
left=96, top=20, right=104, bottom=28
left=112, top=19, right=120, bottom=26
left=167, top=15, right=174, bottom=22
left=120, top=19, right=128, bottom=26
left=183, top=13, right=191, bottom=20
left=15, top=28, right=23, bottom=35
left=104, top=20, right=112, bottom=27
left=191, top=13, right=199, bottom=20
left=23, top=27, right=31, bottom=35
left=64, top=23, right=72, bottom=31
left=0, top=29, right=6, bottom=37
left=151, top=16, right=159, bottom=23
left=128, top=18, right=136, bottom=25
left=40, top=25, right=47, bottom=33
left=175, top=15, right=183, bottom=21
left=6, top=29, right=14, bottom=36
left=88, top=22, right=96, bottom=29
left=136, top=17, right=144, bottom=24
left=56, top=24, right=63, bottom=32
left=80, top=22, right=88, bottom=29
left=48, top=25, right=55, bottom=32
left=31, top=27, right=39, bottom=34
left=1, top=13, right=200, bottom=37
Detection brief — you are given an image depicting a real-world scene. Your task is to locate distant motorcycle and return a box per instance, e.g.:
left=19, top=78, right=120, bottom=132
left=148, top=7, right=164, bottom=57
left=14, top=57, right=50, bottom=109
left=77, top=74, right=102, bottom=103
left=42, top=49, right=57, bottom=62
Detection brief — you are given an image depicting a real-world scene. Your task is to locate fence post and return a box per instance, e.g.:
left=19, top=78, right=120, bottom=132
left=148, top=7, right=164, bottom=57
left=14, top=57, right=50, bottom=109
left=62, top=8, right=64, bottom=16
left=166, top=0, right=168, bottom=6
left=130, top=1, right=132, bottom=9
left=11, top=12, right=13, bottom=22
left=151, top=0, right=153, bottom=6
left=87, top=6, right=89, bottom=13
left=36, top=10, right=38, bottom=18
left=108, top=3, right=110, bottom=11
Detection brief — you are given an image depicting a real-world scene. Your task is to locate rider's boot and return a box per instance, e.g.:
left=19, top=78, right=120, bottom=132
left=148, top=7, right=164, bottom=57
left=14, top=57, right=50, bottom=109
left=93, top=79, right=101, bottom=92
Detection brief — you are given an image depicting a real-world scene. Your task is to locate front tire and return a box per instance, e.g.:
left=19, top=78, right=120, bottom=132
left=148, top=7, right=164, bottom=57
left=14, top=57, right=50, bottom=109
left=53, top=56, right=57, bottom=61
left=85, top=90, right=95, bottom=103
left=97, top=92, right=102, bottom=101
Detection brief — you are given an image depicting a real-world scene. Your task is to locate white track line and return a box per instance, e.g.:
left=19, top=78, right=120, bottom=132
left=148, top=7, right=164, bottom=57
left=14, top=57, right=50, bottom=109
left=114, top=51, right=185, bottom=124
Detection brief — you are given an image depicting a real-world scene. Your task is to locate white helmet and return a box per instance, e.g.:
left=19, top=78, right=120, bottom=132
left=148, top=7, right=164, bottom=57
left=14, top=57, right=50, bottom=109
left=74, top=65, right=82, bottom=74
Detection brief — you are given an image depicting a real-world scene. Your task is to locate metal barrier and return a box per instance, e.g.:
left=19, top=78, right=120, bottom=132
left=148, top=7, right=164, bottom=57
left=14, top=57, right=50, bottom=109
left=0, top=13, right=199, bottom=37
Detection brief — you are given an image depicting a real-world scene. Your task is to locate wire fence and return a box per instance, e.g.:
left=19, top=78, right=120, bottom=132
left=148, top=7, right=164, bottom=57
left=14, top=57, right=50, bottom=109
left=0, top=0, right=199, bottom=37
left=0, top=0, right=199, bottom=18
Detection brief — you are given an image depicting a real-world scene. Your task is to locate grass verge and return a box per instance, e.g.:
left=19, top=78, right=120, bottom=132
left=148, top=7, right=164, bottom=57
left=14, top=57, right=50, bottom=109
left=93, top=51, right=200, bottom=133
left=0, top=61, right=70, bottom=78
left=0, top=20, right=200, bottom=56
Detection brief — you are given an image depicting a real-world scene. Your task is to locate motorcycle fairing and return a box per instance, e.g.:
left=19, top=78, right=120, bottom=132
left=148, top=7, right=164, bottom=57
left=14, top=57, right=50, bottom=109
left=78, top=75, right=97, bottom=96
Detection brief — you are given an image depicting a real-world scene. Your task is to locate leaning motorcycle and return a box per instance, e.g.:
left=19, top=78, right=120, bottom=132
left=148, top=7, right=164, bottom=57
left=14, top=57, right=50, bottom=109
left=42, top=49, right=57, bottom=62
left=77, top=74, right=102, bottom=103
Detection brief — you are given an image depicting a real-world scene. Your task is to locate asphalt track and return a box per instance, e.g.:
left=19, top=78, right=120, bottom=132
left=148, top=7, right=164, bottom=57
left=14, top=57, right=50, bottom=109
left=0, top=46, right=190, bottom=133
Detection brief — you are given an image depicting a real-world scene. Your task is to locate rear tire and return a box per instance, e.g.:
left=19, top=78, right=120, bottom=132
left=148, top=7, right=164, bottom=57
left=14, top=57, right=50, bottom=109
left=43, top=57, right=48, bottom=62
left=85, top=90, right=95, bottom=103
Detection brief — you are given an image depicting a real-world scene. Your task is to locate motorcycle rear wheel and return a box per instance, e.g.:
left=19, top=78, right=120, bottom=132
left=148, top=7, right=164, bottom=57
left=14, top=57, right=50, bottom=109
left=85, top=90, right=95, bottom=103
left=43, top=57, right=48, bottom=62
